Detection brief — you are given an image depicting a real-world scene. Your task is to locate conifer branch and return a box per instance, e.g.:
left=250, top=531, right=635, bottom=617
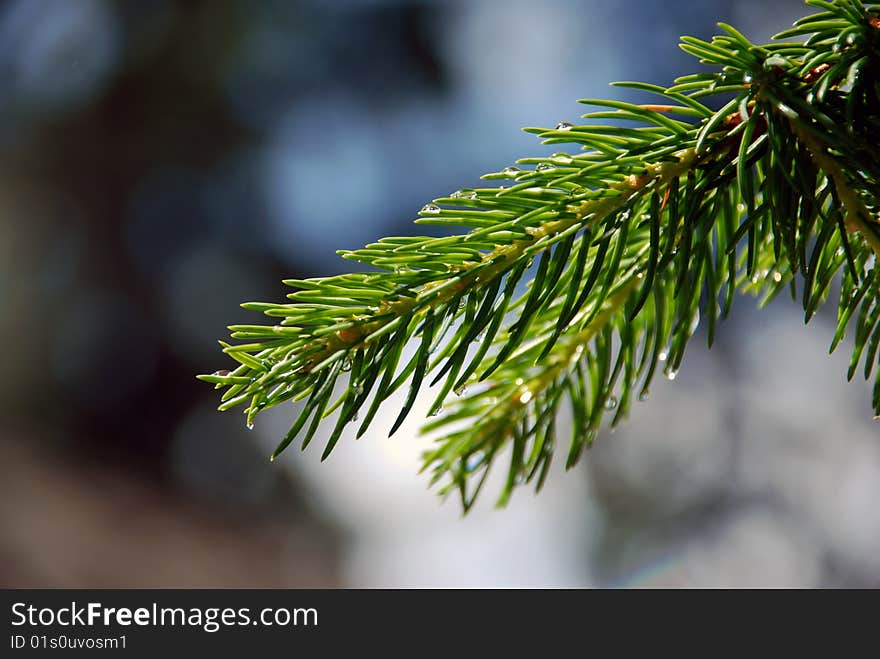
left=201, top=0, right=880, bottom=509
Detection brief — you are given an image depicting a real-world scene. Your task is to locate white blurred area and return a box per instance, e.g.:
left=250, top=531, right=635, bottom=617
left=586, top=303, right=880, bottom=588
left=259, top=344, right=596, bottom=587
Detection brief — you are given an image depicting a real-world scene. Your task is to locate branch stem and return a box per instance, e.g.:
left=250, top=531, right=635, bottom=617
left=788, top=118, right=880, bottom=258
left=302, top=149, right=699, bottom=374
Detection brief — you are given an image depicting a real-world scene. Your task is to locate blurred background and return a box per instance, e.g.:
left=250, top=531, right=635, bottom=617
left=1, top=0, right=878, bottom=588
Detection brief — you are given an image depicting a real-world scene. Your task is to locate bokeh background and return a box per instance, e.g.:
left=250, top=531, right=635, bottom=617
left=2, top=0, right=878, bottom=588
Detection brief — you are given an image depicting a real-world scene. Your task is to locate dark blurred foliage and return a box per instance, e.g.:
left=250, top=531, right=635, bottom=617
left=0, top=0, right=450, bottom=465
left=0, top=0, right=460, bottom=586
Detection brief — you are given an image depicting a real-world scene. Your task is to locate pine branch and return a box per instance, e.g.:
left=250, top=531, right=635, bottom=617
left=200, top=0, right=880, bottom=510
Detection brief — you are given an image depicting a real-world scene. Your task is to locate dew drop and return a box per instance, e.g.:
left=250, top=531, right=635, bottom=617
left=639, top=390, right=650, bottom=402
left=658, top=351, right=668, bottom=362
left=536, top=163, right=556, bottom=173
left=743, top=73, right=753, bottom=84
left=449, top=190, right=463, bottom=199
left=465, top=190, right=478, bottom=200
left=465, top=452, right=485, bottom=472
left=551, top=152, right=573, bottom=165
left=454, top=384, right=469, bottom=397
left=556, top=121, right=574, bottom=131
left=351, top=411, right=359, bottom=421
left=689, top=309, right=700, bottom=335
left=751, top=274, right=760, bottom=284
left=605, top=396, right=618, bottom=410
left=421, top=203, right=440, bottom=214
left=340, top=357, right=352, bottom=372
left=503, top=166, right=522, bottom=176
left=213, top=370, right=231, bottom=377
left=515, top=378, right=525, bottom=386
left=665, top=370, right=678, bottom=381
left=246, top=422, right=255, bottom=430
left=518, top=389, right=533, bottom=404
left=773, top=271, right=783, bottom=283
